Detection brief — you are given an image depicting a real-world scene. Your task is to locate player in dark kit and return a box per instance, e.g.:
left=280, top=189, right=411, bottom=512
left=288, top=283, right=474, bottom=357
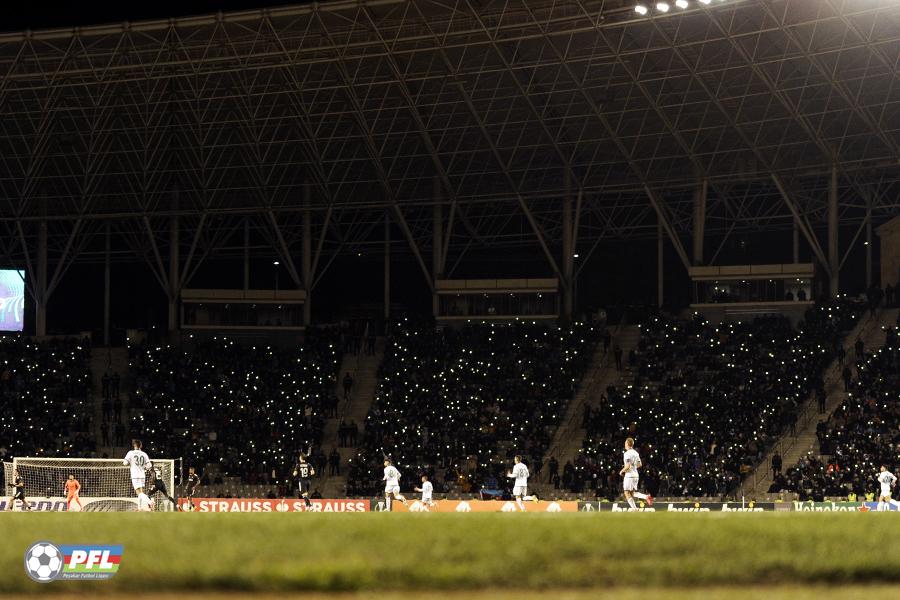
left=7, top=468, right=30, bottom=511
left=292, top=454, right=315, bottom=508
left=185, top=466, right=201, bottom=511
left=146, top=466, right=178, bottom=510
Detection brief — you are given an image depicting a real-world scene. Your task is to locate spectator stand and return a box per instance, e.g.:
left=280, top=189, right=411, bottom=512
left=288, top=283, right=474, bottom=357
left=746, top=306, right=891, bottom=498
left=345, top=317, right=598, bottom=498
left=574, top=300, right=860, bottom=501
left=127, top=328, right=341, bottom=493
left=775, top=309, right=899, bottom=501
left=0, top=336, right=95, bottom=463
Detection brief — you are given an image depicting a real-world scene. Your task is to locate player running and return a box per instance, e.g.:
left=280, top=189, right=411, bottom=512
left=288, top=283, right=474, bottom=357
left=292, top=454, right=315, bottom=509
left=620, top=437, right=653, bottom=511
left=6, top=468, right=30, bottom=511
left=507, top=455, right=537, bottom=511
left=185, top=466, right=201, bottom=511
left=64, top=474, right=83, bottom=511
left=383, top=459, right=407, bottom=511
left=876, top=465, right=899, bottom=511
left=147, top=466, right=178, bottom=511
left=123, top=439, right=153, bottom=511
left=414, top=474, right=434, bottom=508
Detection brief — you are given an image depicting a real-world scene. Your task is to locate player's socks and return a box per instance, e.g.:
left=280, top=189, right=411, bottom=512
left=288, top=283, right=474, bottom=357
left=627, top=497, right=637, bottom=510
left=386, top=496, right=392, bottom=511
left=516, top=497, right=525, bottom=511
left=304, top=495, right=311, bottom=508
left=632, top=492, right=648, bottom=500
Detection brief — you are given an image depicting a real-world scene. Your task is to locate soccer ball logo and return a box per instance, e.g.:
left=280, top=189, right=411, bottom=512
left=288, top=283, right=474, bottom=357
left=409, top=501, right=430, bottom=512
left=546, top=502, right=562, bottom=513
left=24, top=542, right=63, bottom=582
left=501, top=501, right=517, bottom=512
left=455, top=501, right=472, bottom=512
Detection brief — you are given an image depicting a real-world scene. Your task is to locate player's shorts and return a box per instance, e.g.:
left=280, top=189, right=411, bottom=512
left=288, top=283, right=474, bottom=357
left=421, top=495, right=433, bottom=505
left=881, top=487, right=892, bottom=499
left=131, top=476, right=146, bottom=491
left=13, top=490, right=25, bottom=501
left=385, top=484, right=400, bottom=495
left=513, top=486, right=527, bottom=497
left=298, top=479, right=311, bottom=495
left=623, top=475, right=639, bottom=492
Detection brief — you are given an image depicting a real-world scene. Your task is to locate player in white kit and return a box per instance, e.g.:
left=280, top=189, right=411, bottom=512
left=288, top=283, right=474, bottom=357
left=123, top=439, right=154, bottom=511
left=414, top=474, right=434, bottom=507
left=876, top=465, right=899, bottom=511
left=620, top=437, right=653, bottom=510
left=507, top=455, right=537, bottom=511
left=383, top=459, right=408, bottom=511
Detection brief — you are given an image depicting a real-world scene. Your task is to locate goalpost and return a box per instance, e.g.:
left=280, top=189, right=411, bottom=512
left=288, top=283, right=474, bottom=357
left=3, top=457, right=177, bottom=512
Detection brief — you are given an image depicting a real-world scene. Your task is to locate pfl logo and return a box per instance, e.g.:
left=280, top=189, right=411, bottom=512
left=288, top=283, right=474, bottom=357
left=24, top=542, right=123, bottom=582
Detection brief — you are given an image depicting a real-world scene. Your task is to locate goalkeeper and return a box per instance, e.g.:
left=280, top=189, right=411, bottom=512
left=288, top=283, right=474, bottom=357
left=146, top=466, right=178, bottom=510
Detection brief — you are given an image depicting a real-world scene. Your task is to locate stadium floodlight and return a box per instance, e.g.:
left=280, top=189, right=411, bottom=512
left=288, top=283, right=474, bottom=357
left=675, top=0, right=689, bottom=7
left=656, top=2, right=670, bottom=12
left=273, top=260, right=280, bottom=265
left=635, top=4, right=648, bottom=14
left=698, top=0, right=711, bottom=3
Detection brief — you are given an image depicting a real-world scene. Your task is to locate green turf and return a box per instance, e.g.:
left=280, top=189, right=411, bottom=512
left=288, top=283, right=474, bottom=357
left=1, top=513, right=899, bottom=595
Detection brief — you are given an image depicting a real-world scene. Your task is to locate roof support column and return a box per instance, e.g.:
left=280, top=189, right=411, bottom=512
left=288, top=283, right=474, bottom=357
left=433, top=178, right=443, bottom=319
left=302, top=185, right=312, bottom=326
left=692, top=180, right=707, bottom=266
left=866, top=203, right=873, bottom=288
left=793, top=221, right=800, bottom=264
left=828, top=165, right=840, bottom=297
left=384, top=210, right=391, bottom=321
left=658, top=217, right=664, bottom=308
left=243, top=219, right=250, bottom=291
left=562, top=172, right=574, bottom=322
left=103, top=222, right=111, bottom=347
left=168, top=197, right=180, bottom=333
left=36, top=218, right=48, bottom=337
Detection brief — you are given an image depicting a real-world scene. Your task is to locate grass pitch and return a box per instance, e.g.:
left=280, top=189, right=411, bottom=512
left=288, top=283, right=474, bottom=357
left=1, top=512, right=899, bottom=597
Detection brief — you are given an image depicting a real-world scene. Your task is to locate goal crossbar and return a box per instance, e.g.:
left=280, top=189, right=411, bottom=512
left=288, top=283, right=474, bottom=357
left=4, top=457, right=178, bottom=512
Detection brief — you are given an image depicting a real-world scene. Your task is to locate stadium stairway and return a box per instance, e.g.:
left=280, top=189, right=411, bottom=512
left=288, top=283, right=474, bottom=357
left=90, top=346, right=132, bottom=458
left=317, top=337, right=384, bottom=497
left=742, top=307, right=899, bottom=499
left=533, top=324, right=641, bottom=499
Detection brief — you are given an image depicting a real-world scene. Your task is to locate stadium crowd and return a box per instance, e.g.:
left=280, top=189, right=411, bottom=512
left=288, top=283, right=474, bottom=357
left=774, top=316, right=899, bottom=500
left=346, top=318, right=598, bottom=496
left=0, top=337, right=94, bottom=462
left=573, top=301, right=860, bottom=499
left=128, top=329, right=341, bottom=484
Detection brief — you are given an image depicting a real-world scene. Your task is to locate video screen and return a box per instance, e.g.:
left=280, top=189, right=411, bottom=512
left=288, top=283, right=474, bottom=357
left=0, top=269, right=25, bottom=332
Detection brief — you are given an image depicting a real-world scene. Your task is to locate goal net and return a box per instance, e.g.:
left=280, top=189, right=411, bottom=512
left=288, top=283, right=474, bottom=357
left=3, top=457, right=177, bottom=512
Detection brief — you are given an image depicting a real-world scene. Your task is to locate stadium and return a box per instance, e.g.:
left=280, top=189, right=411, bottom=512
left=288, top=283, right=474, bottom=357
left=1, top=0, right=899, bottom=597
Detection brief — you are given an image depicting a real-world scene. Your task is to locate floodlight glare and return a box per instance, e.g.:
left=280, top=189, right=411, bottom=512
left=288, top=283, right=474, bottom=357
left=635, top=4, right=648, bottom=14
left=698, top=0, right=711, bottom=4
left=656, top=2, right=670, bottom=12
left=675, top=0, right=689, bottom=7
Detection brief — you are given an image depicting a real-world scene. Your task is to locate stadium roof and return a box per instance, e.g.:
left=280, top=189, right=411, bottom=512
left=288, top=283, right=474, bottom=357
left=0, top=0, right=897, bottom=283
